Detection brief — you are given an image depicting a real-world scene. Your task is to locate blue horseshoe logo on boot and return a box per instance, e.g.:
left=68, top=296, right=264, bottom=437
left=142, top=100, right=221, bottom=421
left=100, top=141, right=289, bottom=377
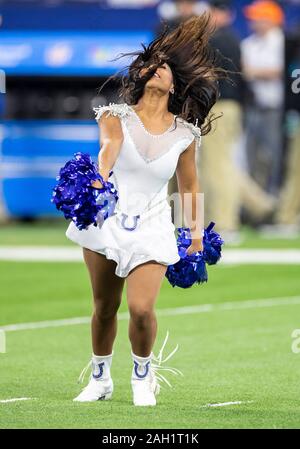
left=120, top=213, right=140, bottom=231
left=134, top=361, right=150, bottom=378
left=92, top=362, right=105, bottom=379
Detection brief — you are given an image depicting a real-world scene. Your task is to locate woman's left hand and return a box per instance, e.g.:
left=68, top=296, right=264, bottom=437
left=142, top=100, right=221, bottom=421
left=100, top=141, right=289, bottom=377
left=186, top=238, right=203, bottom=255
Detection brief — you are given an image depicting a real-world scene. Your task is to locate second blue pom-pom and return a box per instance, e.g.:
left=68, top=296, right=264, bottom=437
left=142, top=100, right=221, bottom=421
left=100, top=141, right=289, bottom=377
left=165, top=221, right=224, bottom=288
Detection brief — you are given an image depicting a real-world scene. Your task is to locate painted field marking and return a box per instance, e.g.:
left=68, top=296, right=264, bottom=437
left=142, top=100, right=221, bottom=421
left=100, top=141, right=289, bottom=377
left=0, top=329, right=5, bottom=352
left=0, top=398, right=34, bottom=404
left=200, top=400, right=254, bottom=408
left=1, top=247, right=300, bottom=264
left=1, top=295, right=300, bottom=333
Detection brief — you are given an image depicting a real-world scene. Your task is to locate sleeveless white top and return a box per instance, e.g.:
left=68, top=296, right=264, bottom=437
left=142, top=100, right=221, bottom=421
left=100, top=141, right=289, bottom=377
left=65, top=102, right=202, bottom=278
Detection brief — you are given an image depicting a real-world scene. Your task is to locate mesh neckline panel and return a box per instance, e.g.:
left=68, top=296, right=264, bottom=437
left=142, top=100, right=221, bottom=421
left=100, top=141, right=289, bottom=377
left=123, top=109, right=196, bottom=163
left=128, top=105, right=177, bottom=138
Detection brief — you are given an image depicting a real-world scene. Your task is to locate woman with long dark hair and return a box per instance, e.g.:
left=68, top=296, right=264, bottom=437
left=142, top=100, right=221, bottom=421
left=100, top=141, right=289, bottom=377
left=66, top=13, right=225, bottom=406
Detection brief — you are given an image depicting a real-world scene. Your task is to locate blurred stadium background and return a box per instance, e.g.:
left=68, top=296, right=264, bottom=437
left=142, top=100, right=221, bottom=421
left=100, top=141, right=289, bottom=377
left=0, top=0, right=300, bottom=236
left=1, top=0, right=300, bottom=429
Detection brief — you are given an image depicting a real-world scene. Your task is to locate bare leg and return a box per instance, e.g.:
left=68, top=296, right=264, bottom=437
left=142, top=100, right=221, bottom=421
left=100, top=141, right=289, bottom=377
left=82, top=247, right=125, bottom=355
left=126, top=261, right=167, bottom=357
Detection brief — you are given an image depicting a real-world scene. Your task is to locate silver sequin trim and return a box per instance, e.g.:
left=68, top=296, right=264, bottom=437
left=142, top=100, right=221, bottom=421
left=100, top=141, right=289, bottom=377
left=176, top=117, right=202, bottom=151
left=93, top=102, right=132, bottom=121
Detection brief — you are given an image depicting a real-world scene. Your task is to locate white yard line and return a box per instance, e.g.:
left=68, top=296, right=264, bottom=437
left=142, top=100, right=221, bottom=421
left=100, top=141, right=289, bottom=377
left=0, top=247, right=82, bottom=262
left=221, top=249, right=300, bottom=264
left=0, top=247, right=300, bottom=264
left=2, top=316, right=91, bottom=332
left=2, top=295, right=300, bottom=333
left=0, top=329, right=5, bottom=353
left=200, top=400, right=254, bottom=408
left=0, top=398, right=34, bottom=404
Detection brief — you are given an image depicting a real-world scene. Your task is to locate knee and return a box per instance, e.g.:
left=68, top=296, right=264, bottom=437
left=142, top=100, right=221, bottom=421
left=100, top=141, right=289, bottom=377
left=93, top=296, right=121, bottom=321
left=129, top=305, right=154, bottom=329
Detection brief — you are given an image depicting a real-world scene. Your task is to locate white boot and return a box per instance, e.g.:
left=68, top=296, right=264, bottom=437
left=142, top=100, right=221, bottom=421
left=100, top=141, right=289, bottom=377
left=73, top=351, right=114, bottom=402
left=131, top=331, right=184, bottom=407
left=131, top=351, right=157, bottom=406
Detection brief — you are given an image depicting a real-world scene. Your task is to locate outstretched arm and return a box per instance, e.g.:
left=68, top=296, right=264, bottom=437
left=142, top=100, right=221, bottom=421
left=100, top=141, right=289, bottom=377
left=176, top=139, right=203, bottom=253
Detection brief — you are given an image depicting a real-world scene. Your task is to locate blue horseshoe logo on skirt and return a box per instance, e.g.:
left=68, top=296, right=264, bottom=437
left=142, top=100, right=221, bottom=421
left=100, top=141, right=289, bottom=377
left=120, top=213, right=140, bottom=231
left=134, top=361, right=150, bottom=378
left=92, top=362, right=105, bottom=379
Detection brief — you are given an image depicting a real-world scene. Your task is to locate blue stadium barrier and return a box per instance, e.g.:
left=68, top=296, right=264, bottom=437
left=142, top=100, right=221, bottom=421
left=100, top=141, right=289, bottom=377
left=1, top=120, right=100, bottom=217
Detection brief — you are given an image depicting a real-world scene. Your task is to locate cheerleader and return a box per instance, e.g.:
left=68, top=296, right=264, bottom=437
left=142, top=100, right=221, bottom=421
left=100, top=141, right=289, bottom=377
left=65, top=13, right=225, bottom=406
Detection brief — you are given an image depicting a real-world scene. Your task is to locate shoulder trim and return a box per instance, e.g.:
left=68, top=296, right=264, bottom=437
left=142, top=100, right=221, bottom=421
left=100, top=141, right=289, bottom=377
left=93, top=102, right=131, bottom=122
left=177, top=117, right=202, bottom=151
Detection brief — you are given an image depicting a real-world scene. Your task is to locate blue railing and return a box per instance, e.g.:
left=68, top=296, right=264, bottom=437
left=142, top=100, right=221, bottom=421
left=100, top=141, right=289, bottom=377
left=1, top=120, right=100, bottom=217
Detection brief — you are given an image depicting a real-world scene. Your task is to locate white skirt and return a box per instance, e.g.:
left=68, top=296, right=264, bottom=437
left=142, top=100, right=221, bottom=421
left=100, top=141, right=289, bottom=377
left=65, top=201, right=180, bottom=278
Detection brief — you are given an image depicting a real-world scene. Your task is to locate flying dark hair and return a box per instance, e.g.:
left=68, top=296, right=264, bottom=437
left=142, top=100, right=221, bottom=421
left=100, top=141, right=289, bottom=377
left=98, top=12, right=231, bottom=136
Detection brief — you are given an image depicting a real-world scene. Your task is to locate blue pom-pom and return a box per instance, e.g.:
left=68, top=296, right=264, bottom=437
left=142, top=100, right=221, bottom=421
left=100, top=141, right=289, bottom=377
left=51, top=152, right=118, bottom=230
left=165, top=221, right=224, bottom=288
left=202, top=221, right=224, bottom=265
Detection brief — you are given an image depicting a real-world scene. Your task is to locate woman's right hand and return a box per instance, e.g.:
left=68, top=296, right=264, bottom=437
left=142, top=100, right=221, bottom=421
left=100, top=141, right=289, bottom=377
left=91, top=179, right=103, bottom=189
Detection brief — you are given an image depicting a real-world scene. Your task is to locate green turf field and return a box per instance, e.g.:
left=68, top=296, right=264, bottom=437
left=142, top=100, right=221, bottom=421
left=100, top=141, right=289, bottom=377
left=1, top=220, right=300, bottom=428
